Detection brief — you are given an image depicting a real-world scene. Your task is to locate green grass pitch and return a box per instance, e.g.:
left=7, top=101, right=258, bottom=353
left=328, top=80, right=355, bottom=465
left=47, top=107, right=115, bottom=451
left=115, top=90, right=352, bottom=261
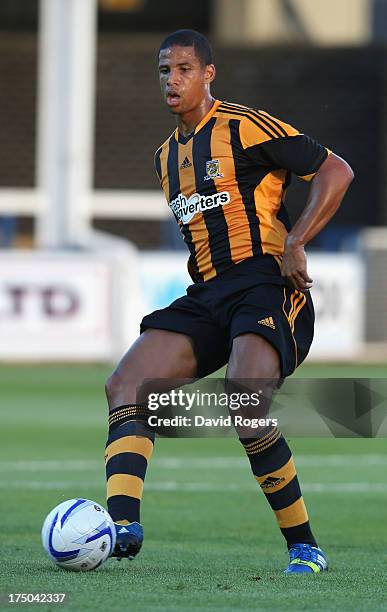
left=0, top=363, right=386, bottom=611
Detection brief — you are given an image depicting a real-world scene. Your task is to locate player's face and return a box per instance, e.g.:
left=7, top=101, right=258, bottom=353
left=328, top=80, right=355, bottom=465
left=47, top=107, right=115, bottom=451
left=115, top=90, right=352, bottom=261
left=158, top=45, right=215, bottom=115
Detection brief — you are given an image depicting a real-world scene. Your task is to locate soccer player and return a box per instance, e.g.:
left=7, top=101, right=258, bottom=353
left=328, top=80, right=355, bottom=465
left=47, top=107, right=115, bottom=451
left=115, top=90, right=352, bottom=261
left=104, top=30, right=353, bottom=573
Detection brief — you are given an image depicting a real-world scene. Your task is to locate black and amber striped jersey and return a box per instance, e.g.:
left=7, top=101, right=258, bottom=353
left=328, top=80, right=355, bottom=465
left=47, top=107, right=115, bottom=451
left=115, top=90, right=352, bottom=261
left=154, top=99, right=330, bottom=282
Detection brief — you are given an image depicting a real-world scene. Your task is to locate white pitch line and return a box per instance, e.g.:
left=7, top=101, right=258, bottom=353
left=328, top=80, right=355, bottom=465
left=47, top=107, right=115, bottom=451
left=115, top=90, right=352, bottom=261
left=0, top=454, right=387, bottom=471
left=154, top=455, right=387, bottom=468
left=147, top=482, right=387, bottom=493
left=0, top=460, right=101, bottom=472
left=0, top=481, right=387, bottom=493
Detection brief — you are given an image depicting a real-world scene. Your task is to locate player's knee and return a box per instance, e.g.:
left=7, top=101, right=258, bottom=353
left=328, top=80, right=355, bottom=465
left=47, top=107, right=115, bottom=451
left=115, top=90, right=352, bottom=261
left=177, top=351, right=197, bottom=378
left=105, top=371, right=120, bottom=403
left=105, top=370, right=141, bottom=408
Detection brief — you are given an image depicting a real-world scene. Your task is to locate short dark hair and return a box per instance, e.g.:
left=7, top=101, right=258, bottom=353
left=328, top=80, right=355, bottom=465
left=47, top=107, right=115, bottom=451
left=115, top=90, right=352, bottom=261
left=158, top=29, right=213, bottom=67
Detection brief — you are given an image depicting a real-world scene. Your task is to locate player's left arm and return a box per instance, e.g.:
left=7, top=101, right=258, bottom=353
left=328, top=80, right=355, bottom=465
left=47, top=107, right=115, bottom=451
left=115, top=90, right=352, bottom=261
left=282, top=153, right=354, bottom=291
left=240, top=113, right=354, bottom=291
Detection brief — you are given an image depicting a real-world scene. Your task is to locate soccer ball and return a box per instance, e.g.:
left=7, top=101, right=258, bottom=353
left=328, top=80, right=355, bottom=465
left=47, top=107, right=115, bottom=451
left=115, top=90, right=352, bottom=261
left=41, top=498, right=116, bottom=571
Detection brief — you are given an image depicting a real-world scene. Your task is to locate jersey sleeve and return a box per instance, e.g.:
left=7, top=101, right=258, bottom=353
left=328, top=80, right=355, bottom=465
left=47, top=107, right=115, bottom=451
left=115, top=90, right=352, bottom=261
left=154, top=147, right=162, bottom=183
left=239, top=111, right=330, bottom=181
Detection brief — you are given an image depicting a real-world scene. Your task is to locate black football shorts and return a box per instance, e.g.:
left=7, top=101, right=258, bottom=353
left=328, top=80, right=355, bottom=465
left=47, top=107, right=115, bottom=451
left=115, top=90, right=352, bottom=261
left=140, top=255, right=314, bottom=378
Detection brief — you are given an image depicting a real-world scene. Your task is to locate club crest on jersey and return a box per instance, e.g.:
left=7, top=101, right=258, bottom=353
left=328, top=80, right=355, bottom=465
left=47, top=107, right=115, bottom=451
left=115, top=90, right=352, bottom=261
left=204, top=159, right=224, bottom=181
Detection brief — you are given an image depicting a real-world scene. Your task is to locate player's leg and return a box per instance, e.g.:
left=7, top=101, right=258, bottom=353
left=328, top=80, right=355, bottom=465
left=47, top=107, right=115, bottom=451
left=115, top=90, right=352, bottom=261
left=106, top=328, right=197, bottom=406
left=105, top=329, right=197, bottom=559
left=226, top=333, right=327, bottom=573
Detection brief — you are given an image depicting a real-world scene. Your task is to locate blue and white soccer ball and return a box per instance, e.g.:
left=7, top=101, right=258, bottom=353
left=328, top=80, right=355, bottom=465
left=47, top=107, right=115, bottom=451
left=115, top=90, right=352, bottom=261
left=41, top=498, right=116, bottom=571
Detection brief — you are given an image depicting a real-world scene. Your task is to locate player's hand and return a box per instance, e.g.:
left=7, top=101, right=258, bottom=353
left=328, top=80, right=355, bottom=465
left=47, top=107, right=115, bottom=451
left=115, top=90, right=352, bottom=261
left=281, top=240, right=313, bottom=292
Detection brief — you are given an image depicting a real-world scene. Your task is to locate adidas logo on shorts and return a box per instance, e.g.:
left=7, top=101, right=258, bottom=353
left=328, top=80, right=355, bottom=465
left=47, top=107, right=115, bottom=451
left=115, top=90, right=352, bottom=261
left=257, top=316, right=276, bottom=330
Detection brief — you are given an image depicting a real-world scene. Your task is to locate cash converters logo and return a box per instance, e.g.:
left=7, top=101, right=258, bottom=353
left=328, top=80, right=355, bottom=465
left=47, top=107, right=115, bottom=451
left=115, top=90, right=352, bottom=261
left=169, top=191, right=230, bottom=224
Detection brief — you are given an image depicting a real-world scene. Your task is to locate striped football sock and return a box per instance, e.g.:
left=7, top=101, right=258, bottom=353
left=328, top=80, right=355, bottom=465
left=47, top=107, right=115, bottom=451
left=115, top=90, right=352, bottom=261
left=240, top=427, right=317, bottom=548
left=105, top=404, right=154, bottom=524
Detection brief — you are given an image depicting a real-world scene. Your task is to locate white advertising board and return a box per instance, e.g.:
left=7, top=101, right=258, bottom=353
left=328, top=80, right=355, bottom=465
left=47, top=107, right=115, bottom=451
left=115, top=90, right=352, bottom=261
left=0, top=251, right=138, bottom=360
left=307, top=253, right=364, bottom=358
left=0, top=251, right=364, bottom=361
left=139, top=252, right=190, bottom=313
